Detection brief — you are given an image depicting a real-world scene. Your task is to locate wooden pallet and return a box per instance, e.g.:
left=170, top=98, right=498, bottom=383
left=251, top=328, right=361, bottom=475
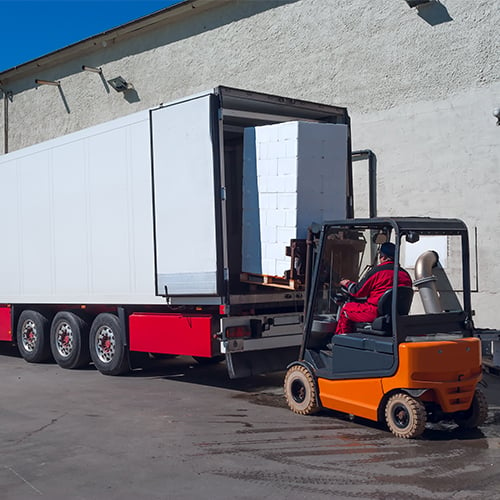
left=240, top=272, right=303, bottom=290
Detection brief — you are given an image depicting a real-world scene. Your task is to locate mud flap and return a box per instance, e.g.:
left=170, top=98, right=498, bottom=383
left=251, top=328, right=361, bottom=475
left=225, top=346, right=300, bottom=379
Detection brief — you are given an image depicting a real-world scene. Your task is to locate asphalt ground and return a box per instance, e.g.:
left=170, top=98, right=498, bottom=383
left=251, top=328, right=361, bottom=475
left=0, top=344, right=499, bottom=500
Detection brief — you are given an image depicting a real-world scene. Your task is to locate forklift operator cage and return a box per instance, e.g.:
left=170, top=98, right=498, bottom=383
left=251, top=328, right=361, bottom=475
left=303, top=217, right=474, bottom=359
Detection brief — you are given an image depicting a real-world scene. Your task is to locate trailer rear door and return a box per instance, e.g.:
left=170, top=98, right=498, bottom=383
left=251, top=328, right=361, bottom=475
left=150, top=94, right=221, bottom=297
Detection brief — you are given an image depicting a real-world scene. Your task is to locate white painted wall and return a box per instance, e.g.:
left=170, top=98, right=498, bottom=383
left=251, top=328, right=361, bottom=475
left=0, top=0, right=498, bottom=325
left=351, top=84, right=500, bottom=326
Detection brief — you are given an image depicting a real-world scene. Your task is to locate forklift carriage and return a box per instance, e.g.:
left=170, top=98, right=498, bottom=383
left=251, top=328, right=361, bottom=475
left=284, top=217, right=488, bottom=438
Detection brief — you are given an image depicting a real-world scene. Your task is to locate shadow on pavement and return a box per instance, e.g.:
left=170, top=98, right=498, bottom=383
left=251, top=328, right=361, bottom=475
left=0, top=342, right=284, bottom=392
left=129, top=354, right=286, bottom=393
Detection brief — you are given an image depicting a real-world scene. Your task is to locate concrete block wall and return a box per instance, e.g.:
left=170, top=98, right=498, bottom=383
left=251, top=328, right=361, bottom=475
left=242, top=121, right=348, bottom=277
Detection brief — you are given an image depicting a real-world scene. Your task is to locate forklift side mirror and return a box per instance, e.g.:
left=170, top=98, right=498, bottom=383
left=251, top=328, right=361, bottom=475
left=406, top=231, right=420, bottom=244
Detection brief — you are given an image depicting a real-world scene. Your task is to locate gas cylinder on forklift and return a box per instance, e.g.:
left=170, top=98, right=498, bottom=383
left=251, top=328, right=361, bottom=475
left=284, top=217, right=488, bottom=439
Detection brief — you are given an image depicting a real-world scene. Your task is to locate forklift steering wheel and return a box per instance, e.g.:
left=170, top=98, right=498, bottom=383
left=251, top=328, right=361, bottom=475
left=333, top=286, right=351, bottom=304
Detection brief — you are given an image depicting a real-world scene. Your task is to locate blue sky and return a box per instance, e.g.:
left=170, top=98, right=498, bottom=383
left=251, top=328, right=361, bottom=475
left=0, top=0, right=182, bottom=72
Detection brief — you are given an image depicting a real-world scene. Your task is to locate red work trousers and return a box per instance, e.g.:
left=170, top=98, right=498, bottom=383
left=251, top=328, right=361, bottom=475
left=335, top=302, right=378, bottom=334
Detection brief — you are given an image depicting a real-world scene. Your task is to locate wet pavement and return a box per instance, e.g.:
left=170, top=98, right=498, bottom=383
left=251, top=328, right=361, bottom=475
left=0, top=345, right=499, bottom=499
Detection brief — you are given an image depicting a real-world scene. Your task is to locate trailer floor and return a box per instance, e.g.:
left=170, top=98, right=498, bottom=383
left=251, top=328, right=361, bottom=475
left=0, top=345, right=499, bottom=500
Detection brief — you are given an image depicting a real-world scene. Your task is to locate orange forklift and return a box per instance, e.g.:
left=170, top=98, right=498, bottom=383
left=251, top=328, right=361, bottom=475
left=284, top=217, right=488, bottom=438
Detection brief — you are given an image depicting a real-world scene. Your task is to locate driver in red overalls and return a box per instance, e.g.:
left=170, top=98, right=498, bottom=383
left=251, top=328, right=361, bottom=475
left=335, top=242, right=412, bottom=334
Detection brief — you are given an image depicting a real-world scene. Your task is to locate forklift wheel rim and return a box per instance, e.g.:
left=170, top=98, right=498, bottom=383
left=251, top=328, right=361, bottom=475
left=391, top=403, right=410, bottom=429
left=290, top=378, right=307, bottom=404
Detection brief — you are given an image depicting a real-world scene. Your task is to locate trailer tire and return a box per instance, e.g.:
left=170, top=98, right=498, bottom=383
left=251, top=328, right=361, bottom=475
left=385, top=392, right=426, bottom=439
left=50, top=312, right=90, bottom=369
left=454, top=389, right=488, bottom=429
left=284, top=365, right=320, bottom=415
left=16, top=310, right=52, bottom=363
left=89, top=313, right=130, bottom=376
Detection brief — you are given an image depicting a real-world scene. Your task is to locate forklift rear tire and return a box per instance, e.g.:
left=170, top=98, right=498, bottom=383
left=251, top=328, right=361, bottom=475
left=385, top=392, right=426, bottom=439
left=284, top=365, right=320, bottom=415
left=454, top=389, right=488, bottom=429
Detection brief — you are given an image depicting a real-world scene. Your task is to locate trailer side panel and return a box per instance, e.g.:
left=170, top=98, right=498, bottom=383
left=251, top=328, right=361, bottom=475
left=0, top=111, right=162, bottom=304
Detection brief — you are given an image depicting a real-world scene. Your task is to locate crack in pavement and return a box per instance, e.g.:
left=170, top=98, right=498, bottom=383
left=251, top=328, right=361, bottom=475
left=14, top=412, right=68, bottom=444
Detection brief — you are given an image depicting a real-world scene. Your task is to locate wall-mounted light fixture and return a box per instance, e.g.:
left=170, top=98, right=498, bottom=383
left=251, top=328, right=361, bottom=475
left=82, top=65, right=102, bottom=74
left=405, top=0, right=433, bottom=7
left=493, top=108, right=500, bottom=126
left=35, top=79, right=61, bottom=87
left=0, top=87, right=13, bottom=99
left=107, top=76, right=134, bottom=92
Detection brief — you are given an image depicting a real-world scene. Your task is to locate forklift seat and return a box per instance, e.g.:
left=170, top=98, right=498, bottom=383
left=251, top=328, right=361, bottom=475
left=355, top=286, right=414, bottom=336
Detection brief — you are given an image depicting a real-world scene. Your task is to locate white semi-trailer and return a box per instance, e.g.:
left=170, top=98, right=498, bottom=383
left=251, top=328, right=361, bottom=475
left=0, top=86, right=352, bottom=378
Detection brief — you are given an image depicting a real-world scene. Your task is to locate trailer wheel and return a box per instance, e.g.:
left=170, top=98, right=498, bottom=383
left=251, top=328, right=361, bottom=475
left=50, top=312, right=90, bottom=369
left=385, top=392, right=426, bottom=439
left=16, top=310, right=52, bottom=363
left=284, top=365, right=320, bottom=415
left=454, top=389, right=488, bottom=429
left=89, top=313, right=130, bottom=376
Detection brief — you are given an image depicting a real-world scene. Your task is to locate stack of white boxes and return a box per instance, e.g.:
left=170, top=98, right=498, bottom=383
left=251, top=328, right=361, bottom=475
left=242, top=120, right=348, bottom=277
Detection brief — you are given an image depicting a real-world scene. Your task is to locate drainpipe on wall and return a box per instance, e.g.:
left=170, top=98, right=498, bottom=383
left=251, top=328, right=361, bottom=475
left=352, top=149, right=377, bottom=218
left=1, top=87, right=9, bottom=154
left=352, top=149, right=377, bottom=263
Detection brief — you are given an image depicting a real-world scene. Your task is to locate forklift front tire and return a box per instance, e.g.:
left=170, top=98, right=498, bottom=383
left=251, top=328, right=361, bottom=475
left=385, top=392, right=426, bottom=439
left=284, top=365, right=320, bottom=415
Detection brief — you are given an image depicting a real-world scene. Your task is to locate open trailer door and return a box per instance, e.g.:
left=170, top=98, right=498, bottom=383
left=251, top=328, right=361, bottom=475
left=150, top=93, right=222, bottom=299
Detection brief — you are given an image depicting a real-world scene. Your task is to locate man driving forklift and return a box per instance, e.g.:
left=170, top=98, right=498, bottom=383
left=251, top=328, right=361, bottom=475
left=284, top=218, right=488, bottom=439
left=335, top=242, right=412, bottom=334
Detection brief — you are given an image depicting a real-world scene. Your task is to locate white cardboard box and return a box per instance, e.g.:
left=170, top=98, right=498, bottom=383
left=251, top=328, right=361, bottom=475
left=242, top=121, right=348, bottom=277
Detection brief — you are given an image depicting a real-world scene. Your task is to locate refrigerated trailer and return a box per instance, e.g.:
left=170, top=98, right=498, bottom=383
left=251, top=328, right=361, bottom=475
left=0, top=86, right=353, bottom=378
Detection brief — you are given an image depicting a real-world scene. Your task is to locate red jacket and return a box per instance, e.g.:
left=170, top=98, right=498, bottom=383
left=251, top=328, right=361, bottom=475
left=344, top=262, right=412, bottom=307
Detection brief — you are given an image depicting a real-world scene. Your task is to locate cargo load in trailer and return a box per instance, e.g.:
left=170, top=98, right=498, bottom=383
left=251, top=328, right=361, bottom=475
left=0, top=86, right=353, bottom=378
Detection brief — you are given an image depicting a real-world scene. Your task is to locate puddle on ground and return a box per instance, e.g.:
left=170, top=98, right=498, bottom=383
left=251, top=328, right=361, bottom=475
left=233, top=390, right=288, bottom=409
